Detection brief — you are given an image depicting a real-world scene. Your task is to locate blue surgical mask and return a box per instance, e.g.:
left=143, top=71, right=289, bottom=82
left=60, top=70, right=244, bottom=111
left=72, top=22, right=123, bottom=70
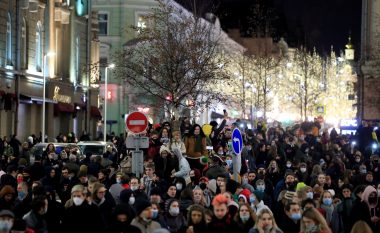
left=323, top=198, right=332, bottom=206
left=152, top=209, right=159, bottom=219
left=0, top=220, right=13, bottom=232
left=249, top=196, right=255, bottom=203
left=306, top=192, right=314, bottom=199
left=291, top=212, right=302, bottom=221
left=18, top=191, right=26, bottom=200
left=257, top=185, right=265, bottom=192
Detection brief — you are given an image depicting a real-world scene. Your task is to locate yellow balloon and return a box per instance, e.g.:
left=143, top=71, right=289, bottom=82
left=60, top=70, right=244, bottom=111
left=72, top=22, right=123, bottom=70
left=202, top=124, right=213, bottom=137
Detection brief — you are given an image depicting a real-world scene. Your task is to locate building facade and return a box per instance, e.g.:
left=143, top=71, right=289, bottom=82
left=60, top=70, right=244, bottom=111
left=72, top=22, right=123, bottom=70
left=92, top=0, right=158, bottom=136
left=0, top=0, right=100, bottom=141
left=360, top=0, right=380, bottom=120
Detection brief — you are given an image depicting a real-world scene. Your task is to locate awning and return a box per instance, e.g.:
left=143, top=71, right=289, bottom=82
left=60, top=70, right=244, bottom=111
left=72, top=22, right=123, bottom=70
left=54, top=102, right=74, bottom=113
left=90, top=106, right=102, bottom=118
left=211, top=111, right=224, bottom=119
left=20, top=94, right=57, bottom=104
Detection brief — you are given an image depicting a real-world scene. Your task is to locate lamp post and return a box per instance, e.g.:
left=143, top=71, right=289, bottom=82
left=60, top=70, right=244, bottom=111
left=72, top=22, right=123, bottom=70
left=42, top=52, right=55, bottom=142
left=104, top=64, right=115, bottom=142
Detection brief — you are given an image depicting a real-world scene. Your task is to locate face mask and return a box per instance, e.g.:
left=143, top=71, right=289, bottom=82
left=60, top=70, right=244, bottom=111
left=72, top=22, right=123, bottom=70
left=291, top=212, right=301, bottom=220
left=240, top=215, right=250, bottom=222
left=368, top=197, right=377, bottom=204
left=18, top=191, right=26, bottom=200
left=323, top=198, right=332, bottom=206
left=226, top=160, right=232, bottom=166
left=360, top=169, right=367, bottom=174
left=131, top=185, right=139, bottom=191
left=176, top=183, right=183, bottom=190
left=169, top=207, right=180, bottom=216
left=199, top=183, right=207, bottom=190
left=116, top=178, right=121, bottom=184
left=355, top=158, right=360, bottom=163
left=286, top=163, right=292, bottom=168
left=249, top=196, right=255, bottom=203
left=218, top=151, right=224, bottom=155
left=0, top=220, right=13, bottom=232
left=73, top=197, right=84, bottom=206
left=300, top=167, right=307, bottom=173
left=152, top=209, right=159, bottom=219
left=257, top=185, right=265, bottom=192
left=129, top=196, right=136, bottom=205
left=305, top=224, right=319, bottom=233
left=263, top=223, right=273, bottom=231
left=306, top=192, right=314, bottom=199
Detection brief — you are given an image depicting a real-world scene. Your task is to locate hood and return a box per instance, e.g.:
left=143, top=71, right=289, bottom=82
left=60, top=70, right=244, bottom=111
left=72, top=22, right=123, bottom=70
left=362, top=185, right=378, bottom=208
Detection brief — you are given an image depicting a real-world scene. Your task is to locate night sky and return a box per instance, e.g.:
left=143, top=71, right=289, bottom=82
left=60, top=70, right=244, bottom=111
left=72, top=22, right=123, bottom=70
left=176, top=0, right=362, bottom=56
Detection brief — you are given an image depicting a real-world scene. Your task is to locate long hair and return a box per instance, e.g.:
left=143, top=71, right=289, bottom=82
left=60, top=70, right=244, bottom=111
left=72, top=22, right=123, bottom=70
left=189, top=124, right=206, bottom=137
left=233, top=203, right=256, bottom=223
left=350, top=220, right=373, bottom=233
left=187, top=204, right=206, bottom=226
left=300, top=207, right=331, bottom=233
left=253, top=208, right=282, bottom=232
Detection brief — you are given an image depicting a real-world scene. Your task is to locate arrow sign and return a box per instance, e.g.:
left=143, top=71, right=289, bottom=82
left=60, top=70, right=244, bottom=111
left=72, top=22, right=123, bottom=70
left=232, top=128, right=243, bottom=155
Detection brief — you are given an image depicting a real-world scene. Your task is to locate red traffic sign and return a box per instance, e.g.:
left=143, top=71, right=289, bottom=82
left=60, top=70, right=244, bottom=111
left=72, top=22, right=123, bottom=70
left=126, top=112, right=148, bottom=134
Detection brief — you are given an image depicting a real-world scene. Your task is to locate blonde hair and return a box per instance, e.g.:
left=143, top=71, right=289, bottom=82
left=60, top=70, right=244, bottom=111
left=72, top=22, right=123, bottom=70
left=350, top=221, right=373, bottom=233
left=301, top=207, right=331, bottom=233
left=253, top=208, right=282, bottom=232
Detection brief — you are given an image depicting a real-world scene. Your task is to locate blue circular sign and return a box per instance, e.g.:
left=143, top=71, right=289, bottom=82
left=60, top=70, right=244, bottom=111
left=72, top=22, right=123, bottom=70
left=232, top=128, right=243, bottom=154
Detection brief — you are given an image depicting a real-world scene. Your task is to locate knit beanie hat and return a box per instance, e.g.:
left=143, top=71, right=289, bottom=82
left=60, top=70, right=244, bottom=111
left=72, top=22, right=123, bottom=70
left=135, top=199, right=151, bottom=216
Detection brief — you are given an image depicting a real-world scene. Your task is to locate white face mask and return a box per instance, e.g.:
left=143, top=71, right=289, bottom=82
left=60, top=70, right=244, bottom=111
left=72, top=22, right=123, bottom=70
left=169, top=207, right=180, bottom=216
left=300, top=167, right=307, bottom=173
left=131, top=185, right=138, bottom=191
left=176, top=183, right=183, bottom=190
left=286, top=163, right=292, bottom=168
left=73, top=197, right=84, bottom=206
left=129, top=196, right=135, bottom=205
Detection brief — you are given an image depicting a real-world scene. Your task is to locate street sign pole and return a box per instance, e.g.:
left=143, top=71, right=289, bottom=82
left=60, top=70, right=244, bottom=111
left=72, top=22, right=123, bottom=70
left=232, top=128, right=243, bottom=182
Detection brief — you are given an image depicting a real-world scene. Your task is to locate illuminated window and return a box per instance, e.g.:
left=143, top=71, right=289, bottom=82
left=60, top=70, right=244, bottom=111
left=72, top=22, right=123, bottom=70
left=35, top=21, right=42, bottom=72
left=136, top=13, right=151, bottom=33
left=98, top=13, right=108, bottom=35
left=6, top=12, right=12, bottom=65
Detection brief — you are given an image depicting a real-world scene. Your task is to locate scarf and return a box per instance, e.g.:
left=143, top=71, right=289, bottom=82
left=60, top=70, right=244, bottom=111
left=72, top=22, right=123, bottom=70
left=321, top=204, right=334, bottom=224
left=194, top=135, right=203, bottom=153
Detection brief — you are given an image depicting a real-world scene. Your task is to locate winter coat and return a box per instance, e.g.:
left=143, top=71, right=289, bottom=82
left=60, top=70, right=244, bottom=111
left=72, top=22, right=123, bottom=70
left=61, top=201, right=105, bottom=233
left=131, top=217, right=161, bottom=233
left=23, top=210, right=48, bottom=233
left=159, top=213, right=187, bottom=233
left=184, top=136, right=207, bottom=159
left=208, top=214, right=234, bottom=233
left=173, top=157, right=191, bottom=181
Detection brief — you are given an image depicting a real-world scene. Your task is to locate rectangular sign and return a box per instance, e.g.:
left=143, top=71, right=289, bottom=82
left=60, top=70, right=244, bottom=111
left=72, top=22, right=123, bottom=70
left=126, top=136, right=149, bottom=149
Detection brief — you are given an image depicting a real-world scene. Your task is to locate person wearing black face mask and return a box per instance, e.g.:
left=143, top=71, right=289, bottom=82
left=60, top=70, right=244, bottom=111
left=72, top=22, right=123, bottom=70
left=351, top=185, right=380, bottom=232
left=107, top=204, right=140, bottom=233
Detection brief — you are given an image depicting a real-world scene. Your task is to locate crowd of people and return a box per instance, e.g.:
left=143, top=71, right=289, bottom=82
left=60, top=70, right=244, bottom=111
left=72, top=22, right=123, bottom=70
left=0, top=112, right=380, bottom=233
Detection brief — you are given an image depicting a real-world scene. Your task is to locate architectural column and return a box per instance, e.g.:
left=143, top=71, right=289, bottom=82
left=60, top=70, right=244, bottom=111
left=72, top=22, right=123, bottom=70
left=48, top=0, right=56, bottom=77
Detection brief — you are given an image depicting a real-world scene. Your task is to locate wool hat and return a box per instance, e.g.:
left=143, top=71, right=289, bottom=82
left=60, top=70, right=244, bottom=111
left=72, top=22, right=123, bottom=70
left=0, top=210, right=14, bottom=218
left=207, top=179, right=217, bottom=194
left=150, top=187, right=161, bottom=196
left=239, top=188, right=251, bottom=201
left=135, top=199, right=151, bottom=216
left=200, top=156, right=209, bottom=165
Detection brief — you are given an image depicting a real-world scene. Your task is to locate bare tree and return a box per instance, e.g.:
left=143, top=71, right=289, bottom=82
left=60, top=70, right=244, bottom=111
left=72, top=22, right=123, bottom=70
left=113, top=0, right=230, bottom=119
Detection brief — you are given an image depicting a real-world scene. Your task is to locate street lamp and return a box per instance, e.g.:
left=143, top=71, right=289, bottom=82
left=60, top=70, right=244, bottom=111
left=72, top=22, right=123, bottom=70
left=42, top=51, right=55, bottom=142
left=104, top=63, right=115, bottom=142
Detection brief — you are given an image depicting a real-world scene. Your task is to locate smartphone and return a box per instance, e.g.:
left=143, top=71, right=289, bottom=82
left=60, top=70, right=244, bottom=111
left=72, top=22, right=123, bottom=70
left=206, top=146, right=213, bottom=150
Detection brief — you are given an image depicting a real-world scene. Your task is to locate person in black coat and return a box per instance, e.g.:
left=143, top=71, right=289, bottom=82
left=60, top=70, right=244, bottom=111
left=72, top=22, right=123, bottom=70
left=186, top=204, right=208, bottom=233
left=91, top=182, right=116, bottom=227
left=61, top=184, right=105, bottom=233
left=231, top=203, right=255, bottom=233
left=279, top=202, right=301, bottom=233
left=107, top=204, right=141, bottom=233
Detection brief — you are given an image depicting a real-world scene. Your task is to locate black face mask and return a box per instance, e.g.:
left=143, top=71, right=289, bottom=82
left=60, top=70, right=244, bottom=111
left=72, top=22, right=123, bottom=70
left=199, top=183, right=207, bottom=190
left=286, top=182, right=295, bottom=190
left=369, top=197, right=378, bottom=204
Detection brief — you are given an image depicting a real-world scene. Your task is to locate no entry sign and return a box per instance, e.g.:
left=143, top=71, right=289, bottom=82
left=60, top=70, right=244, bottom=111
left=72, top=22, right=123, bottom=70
left=126, top=112, right=148, bottom=134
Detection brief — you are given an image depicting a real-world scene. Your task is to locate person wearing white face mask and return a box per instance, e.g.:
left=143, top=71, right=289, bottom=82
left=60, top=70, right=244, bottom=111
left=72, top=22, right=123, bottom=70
left=159, top=199, right=186, bottom=233
left=62, top=185, right=105, bottom=233
left=0, top=210, right=14, bottom=233
left=231, top=203, right=255, bottom=233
